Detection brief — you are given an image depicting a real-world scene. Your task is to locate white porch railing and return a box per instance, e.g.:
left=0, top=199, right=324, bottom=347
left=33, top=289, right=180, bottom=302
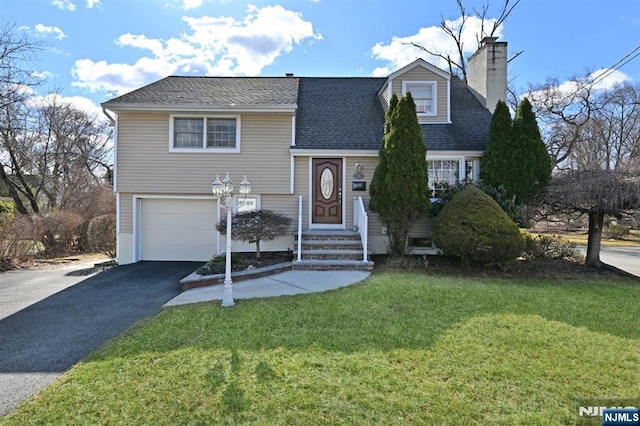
left=353, top=196, right=369, bottom=262
left=297, top=195, right=303, bottom=262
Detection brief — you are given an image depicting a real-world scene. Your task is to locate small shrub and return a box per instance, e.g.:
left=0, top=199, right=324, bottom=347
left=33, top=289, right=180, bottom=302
left=197, top=253, right=247, bottom=276
left=0, top=200, right=14, bottom=219
left=603, top=224, right=630, bottom=240
left=522, top=233, right=582, bottom=262
left=86, top=214, right=116, bottom=258
left=431, top=181, right=526, bottom=226
left=217, top=210, right=291, bottom=259
left=433, top=185, right=525, bottom=266
left=0, top=214, right=40, bottom=270
left=38, top=210, right=84, bottom=254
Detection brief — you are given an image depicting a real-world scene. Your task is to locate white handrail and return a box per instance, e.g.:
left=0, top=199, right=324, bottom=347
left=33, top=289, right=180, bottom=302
left=353, top=196, right=368, bottom=262
left=297, top=195, right=303, bottom=262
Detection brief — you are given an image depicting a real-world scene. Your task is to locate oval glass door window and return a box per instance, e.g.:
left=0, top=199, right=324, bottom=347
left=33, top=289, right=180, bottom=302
left=320, top=168, right=334, bottom=199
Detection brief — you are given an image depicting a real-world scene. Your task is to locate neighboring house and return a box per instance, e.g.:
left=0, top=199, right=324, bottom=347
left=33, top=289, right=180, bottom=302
left=102, top=37, right=507, bottom=265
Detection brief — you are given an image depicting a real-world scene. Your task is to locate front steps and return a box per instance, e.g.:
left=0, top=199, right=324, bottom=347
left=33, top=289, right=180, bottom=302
left=293, top=229, right=374, bottom=271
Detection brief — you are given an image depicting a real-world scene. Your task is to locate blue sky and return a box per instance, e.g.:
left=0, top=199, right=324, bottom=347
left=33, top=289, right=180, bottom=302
left=2, top=0, right=639, bottom=116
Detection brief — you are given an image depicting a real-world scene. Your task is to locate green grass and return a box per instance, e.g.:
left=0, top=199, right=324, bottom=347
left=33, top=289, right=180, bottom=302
left=3, top=272, right=640, bottom=425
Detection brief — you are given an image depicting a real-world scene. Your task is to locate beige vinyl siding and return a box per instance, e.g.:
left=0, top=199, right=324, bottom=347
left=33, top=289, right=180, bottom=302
left=294, top=156, right=310, bottom=226
left=119, top=193, right=133, bottom=233
left=260, top=194, right=298, bottom=234
left=391, top=67, right=449, bottom=123
left=116, top=113, right=293, bottom=194
left=409, top=214, right=434, bottom=243
left=345, top=156, right=382, bottom=232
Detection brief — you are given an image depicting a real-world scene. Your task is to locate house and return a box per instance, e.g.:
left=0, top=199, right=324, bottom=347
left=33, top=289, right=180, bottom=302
left=101, top=37, right=507, bottom=266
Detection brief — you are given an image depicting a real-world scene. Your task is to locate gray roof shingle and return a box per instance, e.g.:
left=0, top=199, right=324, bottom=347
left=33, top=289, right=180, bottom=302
left=293, top=78, right=387, bottom=150
left=293, top=76, right=491, bottom=152
left=102, top=76, right=300, bottom=108
left=421, top=77, right=492, bottom=151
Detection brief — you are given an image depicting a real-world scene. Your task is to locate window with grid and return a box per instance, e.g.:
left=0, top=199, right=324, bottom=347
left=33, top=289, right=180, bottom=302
left=172, top=116, right=238, bottom=150
left=207, top=118, right=237, bottom=148
left=428, top=160, right=460, bottom=198
left=404, top=82, right=436, bottom=115
left=173, top=118, right=204, bottom=148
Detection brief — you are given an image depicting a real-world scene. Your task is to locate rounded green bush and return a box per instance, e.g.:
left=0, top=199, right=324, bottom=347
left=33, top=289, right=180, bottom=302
left=433, top=185, right=525, bottom=266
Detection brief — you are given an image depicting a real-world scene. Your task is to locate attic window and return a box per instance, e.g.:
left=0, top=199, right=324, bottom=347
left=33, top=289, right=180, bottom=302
left=170, top=115, right=240, bottom=152
left=403, top=81, right=437, bottom=116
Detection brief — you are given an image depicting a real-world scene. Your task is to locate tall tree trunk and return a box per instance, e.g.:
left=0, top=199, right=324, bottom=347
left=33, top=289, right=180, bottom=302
left=0, top=164, right=29, bottom=214
left=585, top=211, right=604, bottom=268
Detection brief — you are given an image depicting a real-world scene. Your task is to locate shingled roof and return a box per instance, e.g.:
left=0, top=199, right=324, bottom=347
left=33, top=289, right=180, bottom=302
left=294, top=78, right=387, bottom=150
left=293, top=76, right=491, bottom=152
left=102, top=76, right=300, bottom=109
left=420, top=77, right=492, bottom=152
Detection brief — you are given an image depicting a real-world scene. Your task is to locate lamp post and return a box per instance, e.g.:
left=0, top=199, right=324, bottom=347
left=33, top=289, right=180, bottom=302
left=212, top=173, right=251, bottom=307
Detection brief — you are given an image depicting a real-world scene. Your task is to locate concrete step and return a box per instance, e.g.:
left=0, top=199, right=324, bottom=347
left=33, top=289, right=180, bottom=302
left=301, top=239, right=362, bottom=250
left=292, top=259, right=375, bottom=271
left=298, top=230, right=361, bottom=241
left=297, top=249, right=364, bottom=261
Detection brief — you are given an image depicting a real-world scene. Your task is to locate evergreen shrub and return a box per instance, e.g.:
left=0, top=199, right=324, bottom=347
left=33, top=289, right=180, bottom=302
left=432, top=185, right=524, bottom=266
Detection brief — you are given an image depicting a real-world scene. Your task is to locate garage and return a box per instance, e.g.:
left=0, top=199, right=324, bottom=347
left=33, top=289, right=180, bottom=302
left=140, top=198, right=217, bottom=261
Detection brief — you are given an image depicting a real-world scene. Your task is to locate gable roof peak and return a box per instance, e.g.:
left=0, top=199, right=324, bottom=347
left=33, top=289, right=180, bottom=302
left=386, top=58, right=451, bottom=81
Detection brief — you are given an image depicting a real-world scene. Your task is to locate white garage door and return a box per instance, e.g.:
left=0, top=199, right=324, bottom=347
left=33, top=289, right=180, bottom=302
left=141, top=198, right=217, bottom=261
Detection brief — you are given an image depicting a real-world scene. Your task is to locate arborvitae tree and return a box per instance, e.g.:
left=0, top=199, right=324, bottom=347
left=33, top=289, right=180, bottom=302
left=369, top=92, right=430, bottom=256
left=510, top=97, right=552, bottom=204
left=480, top=100, right=513, bottom=189
left=370, top=93, right=398, bottom=215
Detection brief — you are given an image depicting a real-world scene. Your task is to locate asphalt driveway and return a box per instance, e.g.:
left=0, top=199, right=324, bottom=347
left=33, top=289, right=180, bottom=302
left=0, top=261, right=200, bottom=416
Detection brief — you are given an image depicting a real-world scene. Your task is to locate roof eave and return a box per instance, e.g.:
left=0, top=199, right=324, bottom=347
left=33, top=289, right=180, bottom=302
left=100, top=103, right=297, bottom=113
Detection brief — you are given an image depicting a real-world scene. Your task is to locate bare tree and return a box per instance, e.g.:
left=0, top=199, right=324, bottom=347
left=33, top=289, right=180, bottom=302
left=530, top=77, right=640, bottom=171
left=0, top=21, right=44, bottom=109
left=543, top=170, right=640, bottom=271
left=0, top=95, right=112, bottom=215
left=408, top=0, right=521, bottom=82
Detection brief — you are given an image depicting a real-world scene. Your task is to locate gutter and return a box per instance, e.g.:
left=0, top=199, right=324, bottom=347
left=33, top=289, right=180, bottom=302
left=102, top=106, right=116, bottom=125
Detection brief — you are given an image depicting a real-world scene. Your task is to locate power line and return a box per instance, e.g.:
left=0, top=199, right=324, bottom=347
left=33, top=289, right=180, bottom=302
left=590, top=44, right=640, bottom=86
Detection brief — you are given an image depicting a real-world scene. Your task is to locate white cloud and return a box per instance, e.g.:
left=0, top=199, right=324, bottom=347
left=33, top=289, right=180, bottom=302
left=526, top=69, right=632, bottom=109
left=371, top=16, right=502, bottom=76
left=52, top=0, right=76, bottom=11
left=86, top=0, right=101, bottom=8
left=34, top=24, right=67, bottom=40
left=589, top=68, right=631, bottom=90
left=182, top=0, right=203, bottom=10
left=31, top=93, right=105, bottom=119
left=72, top=4, right=321, bottom=94
left=32, top=70, right=55, bottom=80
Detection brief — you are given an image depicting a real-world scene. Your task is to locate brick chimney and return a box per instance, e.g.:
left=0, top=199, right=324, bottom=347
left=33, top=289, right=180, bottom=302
left=467, top=37, right=508, bottom=113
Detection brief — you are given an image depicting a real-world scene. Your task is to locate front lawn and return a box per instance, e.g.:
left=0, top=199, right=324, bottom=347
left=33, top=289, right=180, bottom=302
left=3, top=272, right=640, bottom=425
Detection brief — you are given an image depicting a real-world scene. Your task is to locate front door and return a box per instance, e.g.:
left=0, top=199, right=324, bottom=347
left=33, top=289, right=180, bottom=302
left=312, top=158, right=342, bottom=225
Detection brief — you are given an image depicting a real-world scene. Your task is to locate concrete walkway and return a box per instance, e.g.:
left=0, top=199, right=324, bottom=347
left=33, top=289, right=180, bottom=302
left=165, top=270, right=371, bottom=306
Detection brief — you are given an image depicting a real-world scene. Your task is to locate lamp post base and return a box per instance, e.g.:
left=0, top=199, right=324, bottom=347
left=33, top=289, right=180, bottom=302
left=221, top=280, right=234, bottom=307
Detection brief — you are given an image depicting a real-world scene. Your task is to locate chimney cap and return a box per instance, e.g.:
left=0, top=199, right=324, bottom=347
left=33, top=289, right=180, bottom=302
left=479, top=36, right=499, bottom=47
left=285, top=73, right=294, bottom=77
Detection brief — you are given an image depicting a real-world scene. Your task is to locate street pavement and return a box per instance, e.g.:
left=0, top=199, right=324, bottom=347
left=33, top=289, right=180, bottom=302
left=598, top=246, right=640, bottom=277
left=0, top=261, right=199, bottom=416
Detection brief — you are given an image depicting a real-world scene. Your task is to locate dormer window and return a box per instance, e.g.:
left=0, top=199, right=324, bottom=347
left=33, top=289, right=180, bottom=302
left=403, top=81, right=437, bottom=116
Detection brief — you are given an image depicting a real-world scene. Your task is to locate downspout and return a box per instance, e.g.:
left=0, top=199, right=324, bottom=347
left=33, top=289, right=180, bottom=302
left=102, top=106, right=116, bottom=125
